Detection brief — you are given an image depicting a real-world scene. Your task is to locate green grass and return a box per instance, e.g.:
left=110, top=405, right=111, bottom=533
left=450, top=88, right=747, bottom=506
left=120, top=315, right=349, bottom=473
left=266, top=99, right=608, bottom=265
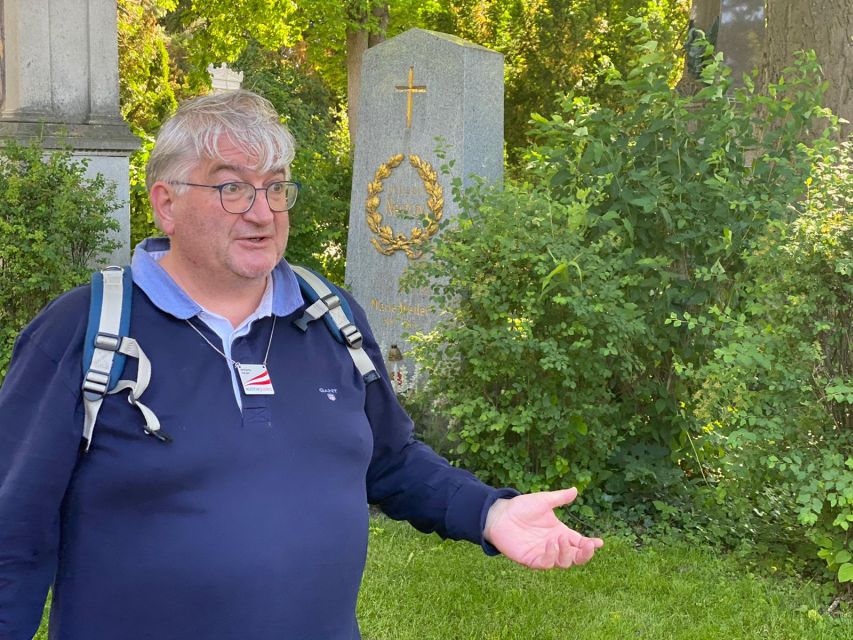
left=34, top=516, right=851, bottom=639
left=358, top=517, right=851, bottom=640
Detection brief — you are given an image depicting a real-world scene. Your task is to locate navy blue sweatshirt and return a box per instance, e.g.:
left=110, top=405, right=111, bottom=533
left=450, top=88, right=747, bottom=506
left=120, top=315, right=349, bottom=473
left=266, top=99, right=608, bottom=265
left=0, top=279, right=513, bottom=640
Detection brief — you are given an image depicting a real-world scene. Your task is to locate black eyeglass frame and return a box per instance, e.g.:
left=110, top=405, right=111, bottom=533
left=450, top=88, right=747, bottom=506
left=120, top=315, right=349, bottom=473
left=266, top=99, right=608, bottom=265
left=170, top=180, right=301, bottom=214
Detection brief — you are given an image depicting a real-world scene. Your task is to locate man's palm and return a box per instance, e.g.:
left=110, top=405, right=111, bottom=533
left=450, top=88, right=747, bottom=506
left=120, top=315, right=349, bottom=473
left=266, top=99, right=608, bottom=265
left=484, top=488, right=604, bottom=569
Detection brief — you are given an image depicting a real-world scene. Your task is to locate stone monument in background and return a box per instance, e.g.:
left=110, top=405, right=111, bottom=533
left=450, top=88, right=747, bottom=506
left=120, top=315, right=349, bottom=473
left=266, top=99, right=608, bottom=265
left=715, top=0, right=765, bottom=85
left=345, top=29, right=503, bottom=390
left=686, top=0, right=765, bottom=88
left=0, top=0, right=137, bottom=263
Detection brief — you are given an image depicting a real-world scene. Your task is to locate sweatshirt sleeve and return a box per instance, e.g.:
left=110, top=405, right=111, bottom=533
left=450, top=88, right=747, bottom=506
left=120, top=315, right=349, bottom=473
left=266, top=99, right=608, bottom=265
left=0, top=326, right=85, bottom=639
left=347, top=294, right=519, bottom=552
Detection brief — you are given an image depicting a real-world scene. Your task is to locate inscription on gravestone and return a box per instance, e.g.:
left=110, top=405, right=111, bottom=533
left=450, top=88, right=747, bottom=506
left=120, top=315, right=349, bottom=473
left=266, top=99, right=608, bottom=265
left=344, top=29, right=503, bottom=390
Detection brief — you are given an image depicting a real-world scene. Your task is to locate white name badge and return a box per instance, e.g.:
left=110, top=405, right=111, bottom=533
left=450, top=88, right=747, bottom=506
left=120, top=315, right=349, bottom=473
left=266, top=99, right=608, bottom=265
left=236, top=364, right=275, bottom=395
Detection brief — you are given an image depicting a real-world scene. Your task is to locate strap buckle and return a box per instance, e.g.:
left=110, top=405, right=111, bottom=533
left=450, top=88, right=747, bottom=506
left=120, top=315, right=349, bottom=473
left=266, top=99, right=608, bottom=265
left=340, top=323, right=363, bottom=349
left=94, top=331, right=122, bottom=352
left=82, top=368, right=111, bottom=399
left=321, top=293, right=341, bottom=310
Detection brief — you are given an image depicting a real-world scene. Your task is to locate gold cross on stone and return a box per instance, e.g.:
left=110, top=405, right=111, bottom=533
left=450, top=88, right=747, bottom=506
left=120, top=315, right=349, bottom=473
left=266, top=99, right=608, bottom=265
left=395, top=66, right=427, bottom=129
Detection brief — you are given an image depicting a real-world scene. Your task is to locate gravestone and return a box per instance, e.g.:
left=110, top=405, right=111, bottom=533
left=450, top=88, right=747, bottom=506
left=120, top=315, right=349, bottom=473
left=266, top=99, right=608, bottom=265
left=344, top=29, right=503, bottom=390
left=688, top=0, right=765, bottom=87
left=209, top=64, right=244, bottom=94
left=0, top=0, right=137, bottom=264
left=715, top=0, right=765, bottom=85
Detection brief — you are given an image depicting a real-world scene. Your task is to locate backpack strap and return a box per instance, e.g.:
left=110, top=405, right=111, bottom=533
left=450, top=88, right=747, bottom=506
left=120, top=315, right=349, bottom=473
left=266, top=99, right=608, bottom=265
left=290, top=265, right=380, bottom=385
left=81, top=266, right=169, bottom=452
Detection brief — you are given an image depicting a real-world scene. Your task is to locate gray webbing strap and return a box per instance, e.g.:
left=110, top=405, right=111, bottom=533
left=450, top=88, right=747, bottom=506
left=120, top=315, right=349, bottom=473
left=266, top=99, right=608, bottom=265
left=82, top=269, right=166, bottom=451
left=111, top=337, right=162, bottom=438
left=291, top=266, right=377, bottom=383
left=82, top=268, right=124, bottom=449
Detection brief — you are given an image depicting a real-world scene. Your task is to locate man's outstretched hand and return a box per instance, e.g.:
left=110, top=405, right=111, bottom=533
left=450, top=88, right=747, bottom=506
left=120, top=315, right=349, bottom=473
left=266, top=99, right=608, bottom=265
left=483, top=487, right=604, bottom=570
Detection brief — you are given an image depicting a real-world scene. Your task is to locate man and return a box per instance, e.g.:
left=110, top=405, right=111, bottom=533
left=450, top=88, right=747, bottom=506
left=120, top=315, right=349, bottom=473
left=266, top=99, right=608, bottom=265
left=0, top=91, right=602, bottom=639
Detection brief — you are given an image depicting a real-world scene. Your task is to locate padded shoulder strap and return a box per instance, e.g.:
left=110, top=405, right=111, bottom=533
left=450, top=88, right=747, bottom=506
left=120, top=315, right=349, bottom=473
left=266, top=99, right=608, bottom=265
left=83, top=266, right=131, bottom=396
left=82, top=266, right=169, bottom=451
left=291, top=265, right=380, bottom=384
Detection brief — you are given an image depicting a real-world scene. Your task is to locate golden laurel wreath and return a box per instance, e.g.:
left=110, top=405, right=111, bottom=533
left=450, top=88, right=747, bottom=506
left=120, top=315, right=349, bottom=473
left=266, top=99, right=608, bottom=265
left=365, top=154, right=444, bottom=259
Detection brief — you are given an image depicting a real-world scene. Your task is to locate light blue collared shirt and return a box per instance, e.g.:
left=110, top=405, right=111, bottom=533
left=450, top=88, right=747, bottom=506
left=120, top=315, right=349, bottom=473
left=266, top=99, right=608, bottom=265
left=130, top=237, right=304, bottom=408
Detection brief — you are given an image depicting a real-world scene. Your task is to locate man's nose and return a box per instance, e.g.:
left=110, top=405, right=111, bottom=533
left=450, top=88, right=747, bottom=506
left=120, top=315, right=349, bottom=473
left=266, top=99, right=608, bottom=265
left=242, top=190, right=277, bottom=223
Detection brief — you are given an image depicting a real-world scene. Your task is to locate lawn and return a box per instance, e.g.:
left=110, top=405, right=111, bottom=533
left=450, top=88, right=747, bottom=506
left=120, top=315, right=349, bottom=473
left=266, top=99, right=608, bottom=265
left=358, top=517, right=850, bottom=640
left=34, top=516, right=851, bottom=639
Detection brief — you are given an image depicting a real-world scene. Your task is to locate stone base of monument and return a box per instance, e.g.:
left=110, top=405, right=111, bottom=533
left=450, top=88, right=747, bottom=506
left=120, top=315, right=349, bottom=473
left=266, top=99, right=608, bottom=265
left=0, top=0, right=138, bottom=265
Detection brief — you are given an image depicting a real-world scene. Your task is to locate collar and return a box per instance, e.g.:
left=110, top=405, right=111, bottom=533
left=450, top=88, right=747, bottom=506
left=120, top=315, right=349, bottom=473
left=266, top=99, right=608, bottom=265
left=130, top=237, right=304, bottom=320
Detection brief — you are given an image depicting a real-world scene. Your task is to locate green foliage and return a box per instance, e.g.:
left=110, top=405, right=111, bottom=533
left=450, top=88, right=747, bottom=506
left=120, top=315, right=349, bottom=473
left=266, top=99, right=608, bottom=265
left=117, top=0, right=179, bottom=246
left=299, top=0, right=426, bottom=98
left=405, top=23, right=837, bottom=519
left=0, top=141, right=120, bottom=378
left=677, top=142, right=853, bottom=580
left=419, top=1, right=690, bottom=165
left=162, top=0, right=304, bottom=88
left=406, top=184, right=648, bottom=494
left=234, top=42, right=352, bottom=283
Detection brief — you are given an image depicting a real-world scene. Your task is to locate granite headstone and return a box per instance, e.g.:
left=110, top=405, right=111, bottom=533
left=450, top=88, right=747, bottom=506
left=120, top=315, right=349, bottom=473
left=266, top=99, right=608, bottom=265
left=688, top=0, right=765, bottom=87
left=344, top=29, right=503, bottom=390
left=716, top=0, right=766, bottom=85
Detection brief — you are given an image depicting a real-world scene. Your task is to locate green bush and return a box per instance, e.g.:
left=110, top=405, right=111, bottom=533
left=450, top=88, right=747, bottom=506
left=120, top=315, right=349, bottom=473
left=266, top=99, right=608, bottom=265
left=117, top=0, right=180, bottom=247
left=0, top=141, right=120, bottom=379
left=677, top=142, right=852, bottom=579
left=404, top=21, right=837, bottom=517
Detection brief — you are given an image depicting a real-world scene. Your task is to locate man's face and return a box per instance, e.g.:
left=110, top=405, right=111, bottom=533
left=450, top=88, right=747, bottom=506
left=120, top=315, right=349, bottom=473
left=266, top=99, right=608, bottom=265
left=164, top=139, right=290, bottom=286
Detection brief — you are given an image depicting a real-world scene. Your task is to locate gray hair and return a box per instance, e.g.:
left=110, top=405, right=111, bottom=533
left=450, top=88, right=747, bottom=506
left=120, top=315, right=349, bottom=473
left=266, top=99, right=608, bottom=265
left=145, top=90, right=296, bottom=193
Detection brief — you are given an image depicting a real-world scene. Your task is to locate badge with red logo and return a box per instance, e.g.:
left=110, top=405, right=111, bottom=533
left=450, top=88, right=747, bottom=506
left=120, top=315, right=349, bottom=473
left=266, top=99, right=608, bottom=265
left=237, top=364, right=275, bottom=395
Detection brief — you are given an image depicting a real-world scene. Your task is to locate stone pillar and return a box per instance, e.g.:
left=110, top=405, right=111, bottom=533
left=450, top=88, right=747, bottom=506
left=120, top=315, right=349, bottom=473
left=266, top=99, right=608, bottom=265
left=0, top=0, right=137, bottom=264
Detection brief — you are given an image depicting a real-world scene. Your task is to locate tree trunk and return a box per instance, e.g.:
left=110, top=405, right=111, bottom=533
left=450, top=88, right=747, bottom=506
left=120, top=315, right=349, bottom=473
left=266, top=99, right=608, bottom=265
left=346, top=27, right=368, bottom=145
left=692, top=0, right=721, bottom=31
left=367, top=3, right=389, bottom=48
left=346, top=3, right=389, bottom=148
left=762, top=0, right=852, bottom=138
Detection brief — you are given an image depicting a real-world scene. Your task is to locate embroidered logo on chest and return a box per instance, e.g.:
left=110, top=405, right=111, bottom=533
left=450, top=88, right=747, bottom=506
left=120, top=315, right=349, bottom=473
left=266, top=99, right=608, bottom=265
left=319, top=387, right=338, bottom=401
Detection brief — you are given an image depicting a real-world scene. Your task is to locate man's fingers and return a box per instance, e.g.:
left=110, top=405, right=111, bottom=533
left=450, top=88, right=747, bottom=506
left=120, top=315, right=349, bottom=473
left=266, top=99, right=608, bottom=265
left=556, top=534, right=578, bottom=569
left=531, top=538, right=559, bottom=570
left=573, top=538, right=596, bottom=565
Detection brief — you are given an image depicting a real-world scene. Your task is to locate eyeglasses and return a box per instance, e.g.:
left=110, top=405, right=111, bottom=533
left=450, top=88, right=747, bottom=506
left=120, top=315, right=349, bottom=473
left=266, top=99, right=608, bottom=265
left=171, top=180, right=300, bottom=214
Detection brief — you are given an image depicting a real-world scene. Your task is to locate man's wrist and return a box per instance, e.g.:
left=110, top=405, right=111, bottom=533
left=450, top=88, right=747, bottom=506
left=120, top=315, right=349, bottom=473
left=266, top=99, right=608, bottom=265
left=479, top=489, right=520, bottom=555
left=483, top=497, right=511, bottom=545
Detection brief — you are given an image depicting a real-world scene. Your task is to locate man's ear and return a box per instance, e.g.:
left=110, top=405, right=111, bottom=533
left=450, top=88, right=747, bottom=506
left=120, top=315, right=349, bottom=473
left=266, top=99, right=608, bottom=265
left=149, top=182, right=177, bottom=235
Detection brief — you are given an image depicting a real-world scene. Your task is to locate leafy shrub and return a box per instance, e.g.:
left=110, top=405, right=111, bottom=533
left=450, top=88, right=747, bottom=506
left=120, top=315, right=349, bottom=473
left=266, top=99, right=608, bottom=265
left=406, top=183, right=649, bottom=494
left=0, top=141, right=120, bottom=379
left=677, top=142, right=852, bottom=579
left=404, top=21, right=837, bottom=517
left=117, top=0, right=179, bottom=247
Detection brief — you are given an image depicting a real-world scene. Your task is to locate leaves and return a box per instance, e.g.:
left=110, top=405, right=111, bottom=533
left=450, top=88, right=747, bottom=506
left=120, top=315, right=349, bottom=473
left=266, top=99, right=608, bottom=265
left=403, top=25, right=851, bottom=582
left=0, top=141, right=120, bottom=379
